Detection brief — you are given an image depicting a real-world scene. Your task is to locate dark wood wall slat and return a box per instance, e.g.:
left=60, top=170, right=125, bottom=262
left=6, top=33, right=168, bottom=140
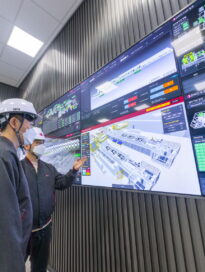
left=107, top=190, right=116, bottom=272
left=177, top=198, right=196, bottom=272
left=196, top=200, right=205, bottom=253
left=132, top=192, right=146, bottom=272
left=179, top=0, right=192, bottom=9
left=162, top=0, right=173, bottom=19
left=91, top=187, right=97, bottom=271
left=168, top=197, right=187, bottom=272
left=16, top=0, right=205, bottom=271
left=186, top=199, right=205, bottom=271
left=154, top=0, right=166, bottom=25
left=130, top=0, right=140, bottom=45
left=159, top=196, right=177, bottom=271
left=121, top=192, right=132, bottom=272
left=104, top=190, right=111, bottom=272
left=152, top=195, right=168, bottom=272
left=138, top=193, right=153, bottom=272
left=170, top=0, right=180, bottom=13
left=112, top=190, right=121, bottom=271
left=49, top=189, right=205, bottom=272
left=150, top=0, right=159, bottom=29
left=116, top=191, right=127, bottom=272
left=145, top=195, right=160, bottom=272
left=67, top=188, right=72, bottom=272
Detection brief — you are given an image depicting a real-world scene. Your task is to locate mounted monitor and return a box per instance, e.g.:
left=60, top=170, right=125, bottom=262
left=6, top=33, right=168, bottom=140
left=38, top=0, right=205, bottom=195
left=80, top=0, right=205, bottom=195
left=35, top=110, right=43, bottom=129
left=81, top=21, right=181, bottom=130
left=171, top=0, right=205, bottom=195
left=42, top=85, right=81, bottom=137
left=81, top=98, right=201, bottom=195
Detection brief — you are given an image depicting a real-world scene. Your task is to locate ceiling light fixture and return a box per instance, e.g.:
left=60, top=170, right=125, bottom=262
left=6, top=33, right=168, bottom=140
left=7, top=26, right=43, bottom=57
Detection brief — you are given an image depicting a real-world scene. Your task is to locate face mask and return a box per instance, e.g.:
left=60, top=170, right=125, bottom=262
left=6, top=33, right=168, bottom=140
left=32, top=144, right=46, bottom=157
left=23, top=128, right=37, bottom=145
left=17, top=147, right=26, bottom=160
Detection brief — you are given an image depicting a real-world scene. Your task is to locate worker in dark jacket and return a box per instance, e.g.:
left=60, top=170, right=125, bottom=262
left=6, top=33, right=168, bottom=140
left=0, top=98, right=38, bottom=272
left=21, top=127, right=87, bottom=272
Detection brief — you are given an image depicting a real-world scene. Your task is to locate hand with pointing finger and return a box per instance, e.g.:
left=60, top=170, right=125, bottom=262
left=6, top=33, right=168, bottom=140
left=73, top=157, right=87, bottom=171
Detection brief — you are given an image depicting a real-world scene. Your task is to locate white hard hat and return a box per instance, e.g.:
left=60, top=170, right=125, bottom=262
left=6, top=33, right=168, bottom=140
left=24, top=127, right=45, bottom=145
left=33, top=127, right=45, bottom=140
left=0, top=98, right=37, bottom=122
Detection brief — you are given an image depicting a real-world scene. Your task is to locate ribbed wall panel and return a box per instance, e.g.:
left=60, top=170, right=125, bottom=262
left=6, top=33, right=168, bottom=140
left=0, top=83, right=19, bottom=101
left=49, top=188, right=205, bottom=272
left=18, top=0, right=205, bottom=271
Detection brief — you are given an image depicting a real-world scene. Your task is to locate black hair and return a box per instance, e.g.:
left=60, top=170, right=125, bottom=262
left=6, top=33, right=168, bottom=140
left=0, top=114, right=24, bottom=132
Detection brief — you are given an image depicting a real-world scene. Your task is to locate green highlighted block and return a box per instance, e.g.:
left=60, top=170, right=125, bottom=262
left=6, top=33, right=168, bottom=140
left=194, top=143, right=205, bottom=171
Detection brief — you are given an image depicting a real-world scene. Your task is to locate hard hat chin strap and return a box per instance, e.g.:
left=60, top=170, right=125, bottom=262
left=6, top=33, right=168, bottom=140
left=7, top=114, right=26, bottom=154
left=15, top=130, right=25, bottom=154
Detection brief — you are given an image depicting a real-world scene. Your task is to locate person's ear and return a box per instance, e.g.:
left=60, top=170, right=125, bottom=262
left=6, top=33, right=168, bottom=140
left=9, top=117, right=21, bottom=131
left=24, top=144, right=30, bottom=151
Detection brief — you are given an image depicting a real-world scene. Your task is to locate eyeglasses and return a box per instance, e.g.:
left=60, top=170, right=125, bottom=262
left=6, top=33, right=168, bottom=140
left=11, top=114, right=36, bottom=124
left=23, top=113, right=37, bottom=122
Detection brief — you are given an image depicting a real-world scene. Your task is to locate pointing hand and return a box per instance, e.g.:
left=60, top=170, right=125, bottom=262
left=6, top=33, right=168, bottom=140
left=73, top=157, right=87, bottom=171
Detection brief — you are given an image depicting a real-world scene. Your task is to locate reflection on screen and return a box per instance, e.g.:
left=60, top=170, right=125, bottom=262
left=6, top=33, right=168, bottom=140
left=41, top=136, right=81, bottom=183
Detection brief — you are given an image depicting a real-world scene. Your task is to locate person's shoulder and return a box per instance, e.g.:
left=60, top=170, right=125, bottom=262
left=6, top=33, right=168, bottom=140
left=0, top=137, right=17, bottom=159
left=0, top=147, right=18, bottom=163
left=0, top=148, right=19, bottom=172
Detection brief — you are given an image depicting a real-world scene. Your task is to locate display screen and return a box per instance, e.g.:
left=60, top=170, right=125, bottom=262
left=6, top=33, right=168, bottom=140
left=41, top=135, right=81, bottom=184
left=172, top=0, right=205, bottom=77
left=42, top=85, right=81, bottom=136
left=81, top=23, right=181, bottom=129
left=172, top=0, right=205, bottom=195
left=81, top=98, right=201, bottom=194
left=35, top=111, right=44, bottom=129
left=38, top=0, right=205, bottom=196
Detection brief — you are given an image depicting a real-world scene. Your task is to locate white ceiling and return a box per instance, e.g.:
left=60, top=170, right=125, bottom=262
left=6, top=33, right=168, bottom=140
left=0, top=0, right=83, bottom=87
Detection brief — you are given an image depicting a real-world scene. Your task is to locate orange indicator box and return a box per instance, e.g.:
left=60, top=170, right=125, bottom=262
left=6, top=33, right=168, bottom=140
left=164, top=85, right=179, bottom=94
left=163, top=80, right=174, bottom=88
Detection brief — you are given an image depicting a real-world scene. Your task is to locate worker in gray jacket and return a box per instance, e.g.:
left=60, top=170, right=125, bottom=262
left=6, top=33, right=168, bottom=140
left=21, top=127, right=87, bottom=272
left=0, top=98, right=38, bottom=272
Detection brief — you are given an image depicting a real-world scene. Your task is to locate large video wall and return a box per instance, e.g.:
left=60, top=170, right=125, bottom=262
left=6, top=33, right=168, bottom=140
left=38, top=0, right=205, bottom=196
